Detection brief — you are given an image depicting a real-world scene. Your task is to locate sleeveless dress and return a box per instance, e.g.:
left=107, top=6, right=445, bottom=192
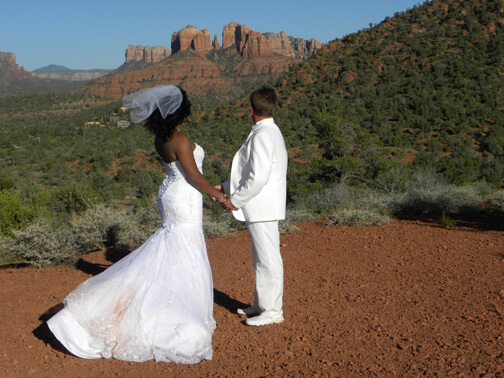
left=47, top=144, right=216, bottom=363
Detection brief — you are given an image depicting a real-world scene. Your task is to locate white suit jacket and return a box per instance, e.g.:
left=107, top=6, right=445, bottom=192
left=223, top=118, right=288, bottom=222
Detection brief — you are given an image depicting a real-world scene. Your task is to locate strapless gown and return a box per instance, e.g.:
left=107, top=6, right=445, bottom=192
left=47, top=144, right=215, bottom=363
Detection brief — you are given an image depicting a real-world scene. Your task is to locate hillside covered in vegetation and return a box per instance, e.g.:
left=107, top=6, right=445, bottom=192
left=1, top=0, right=503, bottom=266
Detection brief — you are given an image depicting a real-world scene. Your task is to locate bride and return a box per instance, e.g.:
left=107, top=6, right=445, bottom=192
left=47, top=85, right=226, bottom=363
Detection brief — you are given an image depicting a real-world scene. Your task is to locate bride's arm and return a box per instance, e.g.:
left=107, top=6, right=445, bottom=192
left=173, top=134, right=224, bottom=200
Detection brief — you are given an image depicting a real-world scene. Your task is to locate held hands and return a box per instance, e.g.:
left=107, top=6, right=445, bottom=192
left=219, top=195, right=235, bottom=213
left=212, top=185, right=236, bottom=213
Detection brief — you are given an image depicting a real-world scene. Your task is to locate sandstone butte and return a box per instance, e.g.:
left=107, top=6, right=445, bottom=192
left=0, top=52, right=32, bottom=84
left=0, top=23, right=322, bottom=101
left=87, top=22, right=323, bottom=100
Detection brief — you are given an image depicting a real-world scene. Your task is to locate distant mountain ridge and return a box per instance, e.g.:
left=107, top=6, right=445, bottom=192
left=33, top=65, right=112, bottom=72
left=33, top=65, right=72, bottom=72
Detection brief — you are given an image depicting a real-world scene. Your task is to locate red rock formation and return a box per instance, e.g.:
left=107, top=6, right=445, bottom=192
left=264, top=32, right=295, bottom=57
left=0, top=52, right=32, bottom=81
left=125, top=45, right=170, bottom=64
left=240, top=31, right=274, bottom=58
left=221, top=23, right=321, bottom=59
left=222, top=22, right=240, bottom=49
left=124, top=24, right=320, bottom=64
left=213, top=34, right=220, bottom=49
left=80, top=23, right=322, bottom=103
left=192, top=30, right=213, bottom=55
left=78, top=55, right=221, bottom=99
left=125, top=46, right=144, bottom=63
left=0, top=52, right=17, bottom=66
left=293, top=38, right=324, bottom=56
left=171, top=25, right=213, bottom=55
left=144, top=45, right=171, bottom=63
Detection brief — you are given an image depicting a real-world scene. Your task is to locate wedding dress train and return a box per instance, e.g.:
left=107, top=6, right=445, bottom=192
left=48, top=144, right=215, bottom=363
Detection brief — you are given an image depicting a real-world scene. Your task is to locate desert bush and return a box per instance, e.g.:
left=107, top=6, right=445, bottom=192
left=112, top=199, right=160, bottom=248
left=326, top=209, right=390, bottom=227
left=279, top=220, right=300, bottom=234
left=406, top=167, right=448, bottom=191
left=485, top=190, right=504, bottom=211
left=390, top=184, right=481, bottom=216
left=285, top=207, right=320, bottom=223
left=0, top=176, right=14, bottom=190
left=0, top=220, right=77, bottom=267
left=468, top=181, right=497, bottom=197
left=72, top=204, right=122, bottom=252
left=313, top=184, right=353, bottom=212
left=310, top=183, right=391, bottom=226
left=375, top=165, right=411, bottom=194
left=203, top=212, right=245, bottom=237
left=0, top=190, right=36, bottom=237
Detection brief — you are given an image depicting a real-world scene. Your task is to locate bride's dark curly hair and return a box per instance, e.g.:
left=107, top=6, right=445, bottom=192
left=143, top=87, right=191, bottom=142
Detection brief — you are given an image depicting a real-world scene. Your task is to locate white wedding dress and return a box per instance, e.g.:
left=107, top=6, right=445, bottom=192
left=48, top=144, right=216, bottom=363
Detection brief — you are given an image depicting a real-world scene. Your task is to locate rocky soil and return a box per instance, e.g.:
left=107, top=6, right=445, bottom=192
left=1, top=217, right=503, bottom=377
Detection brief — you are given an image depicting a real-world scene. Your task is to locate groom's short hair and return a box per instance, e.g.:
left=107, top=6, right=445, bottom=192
left=250, top=86, right=277, bottom=116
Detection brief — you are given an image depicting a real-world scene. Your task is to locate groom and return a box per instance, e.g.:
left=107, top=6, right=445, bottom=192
left=217, top=86, right=288, bottom=327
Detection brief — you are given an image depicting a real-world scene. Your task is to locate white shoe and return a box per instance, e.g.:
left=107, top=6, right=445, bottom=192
left=237, top=306, right=261, bottom=316
left=245, top=314, right=284, bottom=327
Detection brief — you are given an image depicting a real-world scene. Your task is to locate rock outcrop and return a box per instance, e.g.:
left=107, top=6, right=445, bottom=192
left=124, top=23, right=321, bottom=64
left=171, top=25, right=213, bottom=56
left=78, top=54, right=221, bottom=99
left=213, top=34, right=220, bottom=49
left=169, top=23, right=321, bottom=59
left=125, top=45, right=171, bottom=64
left=78, top=23, right=323, bottom=103
left=222, top=23, right=323, bottom=59
left=0, top=52, right=32, bottom=83
left=222, top=22, right=242, bottom=49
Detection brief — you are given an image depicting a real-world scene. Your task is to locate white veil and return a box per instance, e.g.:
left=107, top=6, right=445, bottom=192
left=122, top=85, right=183, bottom=123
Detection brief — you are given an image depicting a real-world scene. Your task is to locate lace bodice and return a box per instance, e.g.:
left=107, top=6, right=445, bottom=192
left=157, top=144, right=205, bottom=227
left=161, top=143, right=204, bottom=184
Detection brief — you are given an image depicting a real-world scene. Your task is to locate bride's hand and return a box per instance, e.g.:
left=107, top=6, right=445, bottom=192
left=219, top=195, right=235, bottom=212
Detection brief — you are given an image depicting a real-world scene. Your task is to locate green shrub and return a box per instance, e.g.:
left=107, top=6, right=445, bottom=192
left=0, top=176, right=14, bottom=190
left=112, top=199, right=160, bottom=248
left=285, top=207, right=320, bottom=223
left=391, top=185, right=481, bottom=216
left=440, top=211, right=457, bottom=227
left=72, top=204, right=119, bottom=252
left=279, top=220, right=300, bottom=234
left=203, top=212, right=245, bottom=237
left=326, top=209, right=390, bottom=227
left=0, top=190, right=35, bottom=237
left=0, top=220, right=77, bottom=267
left=485, top=190, right=504, bottom=211
left=313, top=184, right=353, bottom=212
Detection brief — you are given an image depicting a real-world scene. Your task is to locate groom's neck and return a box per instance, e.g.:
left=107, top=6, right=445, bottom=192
left=253, top=114, right=273, bottom=124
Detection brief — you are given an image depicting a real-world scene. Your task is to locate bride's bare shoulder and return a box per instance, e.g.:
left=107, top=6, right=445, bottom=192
left=171, top=131, right=195, bottom=150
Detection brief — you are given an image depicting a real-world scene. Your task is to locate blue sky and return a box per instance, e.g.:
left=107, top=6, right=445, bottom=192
left=1, top=0, right=424, bottom=72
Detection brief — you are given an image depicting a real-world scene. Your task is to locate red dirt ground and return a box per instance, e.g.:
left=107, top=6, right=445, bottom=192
left=1, top=217, right=503, bottom=377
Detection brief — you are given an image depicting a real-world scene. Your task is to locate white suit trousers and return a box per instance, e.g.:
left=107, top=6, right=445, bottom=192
left=246, top=220, right=283, bottom=316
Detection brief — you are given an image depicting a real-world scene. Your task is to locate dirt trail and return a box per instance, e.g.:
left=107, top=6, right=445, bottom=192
left=1, top=218, right=503, bottom=377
